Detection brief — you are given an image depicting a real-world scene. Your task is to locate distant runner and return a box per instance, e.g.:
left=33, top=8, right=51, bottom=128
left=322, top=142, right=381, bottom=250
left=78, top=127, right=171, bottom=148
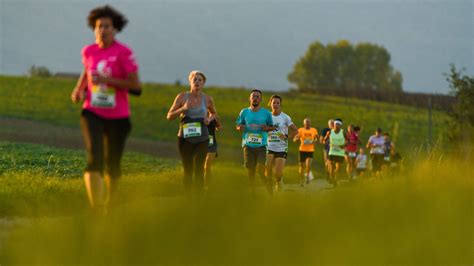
left=320, top=119, right=334, bottom=179
left=327, top=119, right=347, bottom=187
left=355, top=147, right=368, bottom=178
left=389, top=149, right=403, bottom=174
left=294, top=118, right=318, bottom=187
left=366, top=128, right=385, bottom=177
left=383, top=133, right=395, bottom=170
left=236, top=89, right=275, bottom=195
left=265, top=95, right=298, bottom=192
left=345, top=124, right=361, bottom=181
left=167, top=70, right=218, bottom=194
left=204, top=117, right=222, bottom=189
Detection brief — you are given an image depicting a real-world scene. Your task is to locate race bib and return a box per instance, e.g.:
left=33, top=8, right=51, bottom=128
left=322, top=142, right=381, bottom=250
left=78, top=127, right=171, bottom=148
left=348, top=152, right=357, bottom=158
left=332, top=145, right=342, bottom=152
left=91, top=85, right=116, bottom=108
left=246, top=133, right=263, bottom=145
left=384, top=156, right=390, bottom=161
left=183, top=122, right=202, bottom=138
left=209, top=135, right=214, bottom=146
left=373, top=146, right=384, bottom=154
left=269, top=133, right=281, bottom=143
left=303, top=138, right=313, bottom=145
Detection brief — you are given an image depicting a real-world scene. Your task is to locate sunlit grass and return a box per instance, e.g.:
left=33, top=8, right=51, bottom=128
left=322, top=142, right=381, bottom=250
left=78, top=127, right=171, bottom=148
left=0, top=75, right=450, bottom=155
left=0, top=142, right=472, bottom=264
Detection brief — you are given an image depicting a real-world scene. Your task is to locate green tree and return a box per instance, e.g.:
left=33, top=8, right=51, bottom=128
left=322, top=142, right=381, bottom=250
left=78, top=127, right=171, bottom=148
left=445, top=65, right=473, bottom=156
left=28, top=65, right=51, bottom=78
left=288, top=40, right=403, bottom=92
left=446, top=64, right=474, bottom=126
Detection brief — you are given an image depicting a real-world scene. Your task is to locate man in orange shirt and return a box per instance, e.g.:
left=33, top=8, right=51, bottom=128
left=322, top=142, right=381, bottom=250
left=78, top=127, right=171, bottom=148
left=293, top=118, right=318, bottom=186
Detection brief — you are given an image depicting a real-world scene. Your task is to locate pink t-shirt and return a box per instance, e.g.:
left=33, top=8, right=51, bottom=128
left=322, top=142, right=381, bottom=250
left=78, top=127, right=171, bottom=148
left=81, top=40, right=138, bottom=119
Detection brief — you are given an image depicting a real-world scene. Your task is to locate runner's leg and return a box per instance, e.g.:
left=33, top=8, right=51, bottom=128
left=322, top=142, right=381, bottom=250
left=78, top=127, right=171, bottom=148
left=80, top=111, right=105, bottom=209
left=305, top=157, right=312, bottom=184
left=256, top=148, right=271, bottom=194
left=265, top=153, right=275, bottom=182
left=193, top=141, right=208, bottom=192
left=178, top=138, right=194, bottom=193
left=103, top=118, right=131, bottom=208
left=204, top=152, right=216, bottom=187
left=273, top=157, right=286, bottom=191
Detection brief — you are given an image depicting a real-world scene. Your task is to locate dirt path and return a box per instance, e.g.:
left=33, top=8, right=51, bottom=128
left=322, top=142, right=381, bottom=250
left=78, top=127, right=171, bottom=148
left=0, top=116, right=244, bottom=160
left=0, top=117, right=179, bottom=159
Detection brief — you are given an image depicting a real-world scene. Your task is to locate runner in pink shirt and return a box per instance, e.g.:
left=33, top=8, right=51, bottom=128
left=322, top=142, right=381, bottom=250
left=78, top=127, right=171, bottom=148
left=345, top=124, right=360, bottom=180
left=71, top=5, right=141, bottom=213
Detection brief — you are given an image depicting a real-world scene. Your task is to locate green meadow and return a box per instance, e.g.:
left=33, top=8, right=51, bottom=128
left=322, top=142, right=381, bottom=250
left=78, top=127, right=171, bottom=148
left=0, top=75, right=450, bottom=160
left=0, top=75, right=471, bottom=264
left=0, top=141, right=472, bottom=264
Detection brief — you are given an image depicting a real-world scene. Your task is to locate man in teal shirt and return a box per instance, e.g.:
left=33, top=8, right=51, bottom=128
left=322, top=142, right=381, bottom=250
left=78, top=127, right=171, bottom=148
left=236, top=89, right=275, bottom=194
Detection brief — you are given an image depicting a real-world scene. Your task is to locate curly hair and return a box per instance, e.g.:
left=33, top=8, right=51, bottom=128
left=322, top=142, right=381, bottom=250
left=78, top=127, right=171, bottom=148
left=87, top=5, right=128, bottom=32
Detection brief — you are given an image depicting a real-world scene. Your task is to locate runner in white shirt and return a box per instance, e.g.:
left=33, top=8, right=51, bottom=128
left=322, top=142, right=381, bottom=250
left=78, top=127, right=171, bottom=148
left=366, top=128, right=386, bottom=177
left=266, top=95, right=298, bottom=192
left=355, top=147, right=368, bottom=178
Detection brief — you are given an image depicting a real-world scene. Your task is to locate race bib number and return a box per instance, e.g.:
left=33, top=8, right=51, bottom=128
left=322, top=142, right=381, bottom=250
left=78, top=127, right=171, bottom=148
left=348, top=152, right=357, bottom=158
left=269, top=133, right=281, bottom=143
left=332, top=145, right=343, bottom=152
left=246, top=133, right=263, bottom=145
left=91, top=85, right=116, bottom=108
left=303, top=138, right=313, bottom=145
left=209, top=135, right=214, bottom=146
left=373, top=146, right=384, bottom=154
left=183, top=122, right=202, bottom=138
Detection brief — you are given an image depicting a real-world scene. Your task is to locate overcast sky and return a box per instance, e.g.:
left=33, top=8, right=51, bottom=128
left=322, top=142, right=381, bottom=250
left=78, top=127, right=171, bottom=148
left=1, top=0, right=472, bottom=93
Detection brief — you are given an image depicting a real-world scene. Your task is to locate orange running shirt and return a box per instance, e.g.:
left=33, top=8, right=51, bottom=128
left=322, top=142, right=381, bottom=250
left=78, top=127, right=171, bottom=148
left=298, top=127, right=318, bottom=152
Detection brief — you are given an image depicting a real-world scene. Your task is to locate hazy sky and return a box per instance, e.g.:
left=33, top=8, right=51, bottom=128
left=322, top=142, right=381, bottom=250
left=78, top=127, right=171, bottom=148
left=1, top=0, right=472, bottom=93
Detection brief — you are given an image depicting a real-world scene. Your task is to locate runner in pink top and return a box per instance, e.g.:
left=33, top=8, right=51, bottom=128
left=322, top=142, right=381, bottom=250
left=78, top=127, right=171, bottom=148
left=81, top=40, right=138, bottom=119
left=70, top=5, right=141, bottom=213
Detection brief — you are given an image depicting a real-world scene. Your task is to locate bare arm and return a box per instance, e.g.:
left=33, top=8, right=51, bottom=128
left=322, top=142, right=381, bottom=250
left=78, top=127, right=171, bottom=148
left=293, top=129, right=300, bottom=142
left=236, top=124, right=245, bottom=132
left=314, top=133, right=319, bottom=144
left=71, top=68, right=87, bottom=103
left=366, top=139, right=371, bottom=149
left=166, top=93, right=188, bottom=120
left=288, top=124, right=298, bottom=139
left=320, top=131, right=329, bottom=144
left=323, top=131, right=330, bottom=143
left=205, top=95, right=217, bottom=125
left=262, top=125, right=277, bottom=131
left=92, top=72, right=141, bottom=91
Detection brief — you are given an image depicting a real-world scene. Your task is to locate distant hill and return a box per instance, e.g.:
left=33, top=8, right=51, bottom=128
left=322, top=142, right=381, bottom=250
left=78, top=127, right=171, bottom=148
left=0, top=75, right=450, bottom=162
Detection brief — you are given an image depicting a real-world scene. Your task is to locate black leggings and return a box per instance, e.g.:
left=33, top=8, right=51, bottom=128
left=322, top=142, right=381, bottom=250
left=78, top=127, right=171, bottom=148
left=178, top=137, right=208, bottom=191
left=80, top=110, right=131, bottom=179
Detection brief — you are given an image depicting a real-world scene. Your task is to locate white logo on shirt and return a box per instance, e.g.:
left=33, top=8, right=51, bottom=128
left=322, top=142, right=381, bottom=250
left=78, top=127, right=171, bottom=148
left=97, top=60, right=112, bottom=76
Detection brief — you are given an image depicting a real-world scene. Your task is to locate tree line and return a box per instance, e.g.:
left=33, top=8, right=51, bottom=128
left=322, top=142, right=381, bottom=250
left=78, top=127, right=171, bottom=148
left=288, top=40, right=402, bottom=93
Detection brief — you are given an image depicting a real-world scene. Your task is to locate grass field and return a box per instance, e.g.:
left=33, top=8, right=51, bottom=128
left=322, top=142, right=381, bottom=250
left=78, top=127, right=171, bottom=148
left=0, top=75, right=471, bottom=264
left=0, top=75, right=450, bottom=162
left=0, top=141, right=472, bottom=264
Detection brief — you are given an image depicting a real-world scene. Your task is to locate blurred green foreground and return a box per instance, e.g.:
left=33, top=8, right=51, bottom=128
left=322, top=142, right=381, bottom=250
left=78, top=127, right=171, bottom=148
left=0, top=142, right=472, bottom=265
